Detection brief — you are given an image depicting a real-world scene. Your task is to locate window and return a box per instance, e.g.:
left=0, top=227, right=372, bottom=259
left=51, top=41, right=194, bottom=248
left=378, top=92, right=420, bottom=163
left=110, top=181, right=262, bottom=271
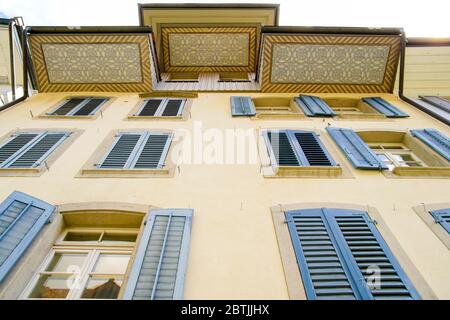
left=46, top=97, right=109, bottom=117
left=284, top=207, right=421, bottom=300
left=166, top=73, right=199, bottom=82
left=130, top=98, right=188, bottom=119
left=413, top=204, right=450, bottom=250
left=23, top=227, right=137, bottom=299
left=231, top=96, right=304, bottom=119
left=262, top=129, right=342, bottom=177
left=430, top=208, right=450, bottom=234
left=419, top=96, right=450, bottom=112
left=296, top=95, right=408, bottom=119
left=328, top=127, right=450, bottom=177
left=80, top=131, right=175, bottom=177
left=219, top=72, right=250, bottom=82
left=0, top=131, right=72, bottom=173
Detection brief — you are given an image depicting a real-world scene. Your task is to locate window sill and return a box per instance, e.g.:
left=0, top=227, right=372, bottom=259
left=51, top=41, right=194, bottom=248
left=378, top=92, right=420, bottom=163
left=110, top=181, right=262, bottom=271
left=38, top=115, right=97, bottom=120
left=79, top=167, right=173, bottom=178
left=127, top=115, right=185, bottom=121
left=384, top=166, right=450, bottom=178
left=252, top=113, right=307, bottom=120
left=334, top=113, right=387, bottom=120
left=263, top=165, right=343, bottom=178
left=0, top=167, right=42, bottom=177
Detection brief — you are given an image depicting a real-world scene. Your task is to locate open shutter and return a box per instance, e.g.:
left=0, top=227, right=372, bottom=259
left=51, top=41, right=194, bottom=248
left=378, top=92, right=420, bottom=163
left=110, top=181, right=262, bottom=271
left=230, top=96, right=256, bottom=116
left=265, top=131, right=300, bottom=166
left=363, top=97, right=409, bottom=118
left=138, top=99, right=164, bottom=116
left=291, top=131, right=336, bottom=166
left=430, top=208, right=450, bottom=234
left=51, top=98, right=85, bottom=115
left=0, top=191, right=55, bottom=282
left=0, top=133, right=39, bottom=166
left=410, top=129, right=450, bottom=161
left=161, top=99, right=184, bottom=116
left=99, top=133, right=143, bottom=169
left=6, top=133, right=69, bottom=168
left=419, top=96, right=450, bottom=112
left=124, top=209, right=193, bottom=300
left=286, top=208, right=420, bottom=300
left=327, top=127, right=386, bottom=170
left=133, top=133, right=172, bottom=169
left=294, top=95, right=336, bottom=117
left=73, top=98, right=107, bottom=116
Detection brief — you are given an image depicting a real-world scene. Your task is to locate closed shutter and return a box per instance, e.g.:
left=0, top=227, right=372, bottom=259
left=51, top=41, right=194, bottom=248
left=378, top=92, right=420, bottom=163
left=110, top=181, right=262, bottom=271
left=362, top=97, right=409, bottom=118
left=327, top=127, right=386, bottom=170
left=294, top=95, right=336, bottom=117
left=286, top=208, right=420, bottom=300
left=73, top=98, right=107, bottom=116
left=0, top=191, right=55, bottom=282
left=51, top=98, right=85, bottom=115
left=0, top=133, right=39, bottom=166
left=138, top=99, right=164, bottom=116
left=410, top=129, right=450, bottom=161
left=161, top=99, right=184, bottom=116
left=99, top=132, right=172, bottom=169
left=123, top=209, right=193, bottom=300
left=230, top=96, right=256, bottom=116
left=419, top=96, right=450, bottom=112
left=7, top=133, right=68, bottom=168
left=430, top=208, right=450, bottom=234
left=265, top=130, right=335, bottom=167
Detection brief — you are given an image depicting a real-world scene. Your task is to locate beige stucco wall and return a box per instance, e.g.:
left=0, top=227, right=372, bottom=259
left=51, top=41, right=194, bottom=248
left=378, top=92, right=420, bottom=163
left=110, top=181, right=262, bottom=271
left=0, top=91, right=449, bottom=299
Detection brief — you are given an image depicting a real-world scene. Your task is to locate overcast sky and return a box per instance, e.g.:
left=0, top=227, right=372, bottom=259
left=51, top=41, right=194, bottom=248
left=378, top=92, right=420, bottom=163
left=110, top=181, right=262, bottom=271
left=1, top=0, right=449, bottom=37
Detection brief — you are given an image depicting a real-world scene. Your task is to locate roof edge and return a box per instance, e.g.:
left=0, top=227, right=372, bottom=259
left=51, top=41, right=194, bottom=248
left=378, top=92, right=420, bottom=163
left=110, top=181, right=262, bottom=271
left=262, top=26, right=404, bottom=36
left=407, top=37, right=450, bottom=47
left=26, top=26, right=152, bottom=34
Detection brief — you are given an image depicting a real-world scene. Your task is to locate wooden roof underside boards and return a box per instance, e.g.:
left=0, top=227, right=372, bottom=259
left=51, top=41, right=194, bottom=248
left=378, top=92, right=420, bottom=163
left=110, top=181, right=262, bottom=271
left=27, top=28, right=154, bottom=93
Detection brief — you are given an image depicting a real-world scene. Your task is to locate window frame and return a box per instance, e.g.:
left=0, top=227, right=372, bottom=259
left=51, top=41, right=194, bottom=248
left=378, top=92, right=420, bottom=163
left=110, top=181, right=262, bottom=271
left=40, top=96, right=111, bottom=119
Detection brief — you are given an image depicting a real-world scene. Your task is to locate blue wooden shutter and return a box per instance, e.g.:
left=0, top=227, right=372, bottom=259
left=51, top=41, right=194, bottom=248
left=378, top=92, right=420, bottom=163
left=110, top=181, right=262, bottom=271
left=327, top=127, right=386, bottom=170
left=362, top=97, right=409, bottom=118
left=419, top=96, right=450, bottom=112
left=51, top=98, right=85, bottom=115
left=0, top=191, right=55, bottom=282
left=410, top=129, right=450, bottom=161
left=286, top=208, right=421, bottom=300
left=124, top=209, right=193, bottom=300
left=430, top=208, right=450, bottom=234
left=291, top=131, right=336, bottom=166
left=294, top=95, right=336, bottom=117
left=6, top=132, right=69, bottom=168
left=265, top=131, right=300, bottom=166
left=133, top=133, right=172, bottom=169
left=230, top=96, right=256, bottom=116
left=99, top=133, right=143, bottom=169
left=138, top=99, right=164, bottom=116
left=72, top=98, right=107, bottom=116
left=161, top=99, right=185, bottom=116
left=0, top=133, right=40, bottom=166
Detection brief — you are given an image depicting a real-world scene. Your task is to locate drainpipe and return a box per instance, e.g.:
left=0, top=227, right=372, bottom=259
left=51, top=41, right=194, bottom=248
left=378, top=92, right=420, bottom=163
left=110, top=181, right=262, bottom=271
left=0, top=23, right=29, bottom=113
left=398, top=34, right=450, bottom=126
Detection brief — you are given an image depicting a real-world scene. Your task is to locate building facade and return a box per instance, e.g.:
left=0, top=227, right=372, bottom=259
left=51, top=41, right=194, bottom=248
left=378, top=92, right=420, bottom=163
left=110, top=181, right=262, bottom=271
left=0, top=4, right=449, bottom=300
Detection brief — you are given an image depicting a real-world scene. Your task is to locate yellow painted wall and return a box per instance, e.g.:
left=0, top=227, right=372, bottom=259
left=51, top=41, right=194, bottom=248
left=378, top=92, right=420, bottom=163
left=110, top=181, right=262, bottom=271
left=0, top=91, right=449, bottom=299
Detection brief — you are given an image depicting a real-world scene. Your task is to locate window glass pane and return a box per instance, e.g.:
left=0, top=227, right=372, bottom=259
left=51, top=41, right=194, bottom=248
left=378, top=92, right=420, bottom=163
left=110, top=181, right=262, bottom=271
left=64, top=232, right=101, bottom=242
left=29, top=275, right=73, bottom=299
left=101, top=233, right=137, bottom=243
left=81, top=278, right=122, bottom=299
left=46, top=253, right=87, bottom=272
left=93, top=254, right=130, bottom=274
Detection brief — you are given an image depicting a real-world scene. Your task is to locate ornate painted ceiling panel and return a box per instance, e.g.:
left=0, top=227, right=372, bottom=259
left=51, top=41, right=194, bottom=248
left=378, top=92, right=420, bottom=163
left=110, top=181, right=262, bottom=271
left=29, top=34, right=153, bottom=92
left=260, top=34, right=401, bottom=93
left=160, top=25, right=258, bottom=72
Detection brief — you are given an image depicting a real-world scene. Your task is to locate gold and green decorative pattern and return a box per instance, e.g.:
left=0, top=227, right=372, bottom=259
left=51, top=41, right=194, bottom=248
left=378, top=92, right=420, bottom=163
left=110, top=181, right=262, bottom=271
left=29, top=34, right=153, bottom=92
left=260, top=34, right=401, bottom=93
left=161, top=26, right=257, bottom=72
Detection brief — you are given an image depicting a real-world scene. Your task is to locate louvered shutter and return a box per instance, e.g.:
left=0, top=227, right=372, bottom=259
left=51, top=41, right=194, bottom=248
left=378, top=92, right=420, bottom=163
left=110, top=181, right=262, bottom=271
left=134, top=134, right=171, bottom=169
left=138, top=99, right=164, bottom=116
left=410, top=129, right=450, bottom=161
left=294, top=95, right=336, bottom=117
left=292, top=131, right=335, bottom=166
left=419, top=96, right=450, bottom=112
left=161, top=99, right=184, bottom=116
left=51, top=98, right=85, bottom=115
left=230, top=96, right=256, bottom=116
left=99, top=134, right=142, bottom=169
left=430, top=208, right=450, bottom=234
left=286, top=208, right=420, bottom=300
left=124, top=209, right=193, bottom=300
left=0, top=191, right=55, bottom=282
left=362, top=97, right=409, bottom=118
left=327, top=127, right=386, bottom=170
left=266, top=131, right=300, bottom=166
left=0, top=133, right=39, bottom=166
left=73, top=98, right=107, bottom=116
left=6, top=133, right=68, bottom=168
